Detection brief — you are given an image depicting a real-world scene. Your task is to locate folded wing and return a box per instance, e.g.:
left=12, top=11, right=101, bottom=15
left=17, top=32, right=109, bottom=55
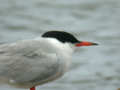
left=0, top=38, right=60, bottom=88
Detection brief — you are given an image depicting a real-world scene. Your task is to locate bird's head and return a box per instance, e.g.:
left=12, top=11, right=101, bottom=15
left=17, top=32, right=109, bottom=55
left=42, top=31, right=98, bottom=52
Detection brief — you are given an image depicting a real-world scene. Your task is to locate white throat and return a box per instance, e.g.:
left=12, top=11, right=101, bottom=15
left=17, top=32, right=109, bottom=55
left=46, top=38, right=74, bottom=55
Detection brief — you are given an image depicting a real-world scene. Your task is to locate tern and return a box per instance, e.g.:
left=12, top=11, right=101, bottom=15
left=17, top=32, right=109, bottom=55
left=0, top=31, right=98, bottom=90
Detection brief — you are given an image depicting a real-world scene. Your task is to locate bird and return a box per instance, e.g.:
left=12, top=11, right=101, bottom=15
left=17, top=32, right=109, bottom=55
left=0, top=31, right=98, bottom=90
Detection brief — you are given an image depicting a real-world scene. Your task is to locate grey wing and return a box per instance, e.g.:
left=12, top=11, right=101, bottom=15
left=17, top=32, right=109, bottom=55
left=0, top=39, right=60, bottom=86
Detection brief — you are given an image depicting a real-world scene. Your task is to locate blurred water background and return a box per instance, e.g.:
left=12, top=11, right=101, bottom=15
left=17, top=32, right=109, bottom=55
left=0, top=0, right=120, bottom=90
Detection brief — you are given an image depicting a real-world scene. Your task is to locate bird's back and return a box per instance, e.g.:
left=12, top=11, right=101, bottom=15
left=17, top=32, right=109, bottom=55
left=0, top=38, right=66, bottom=88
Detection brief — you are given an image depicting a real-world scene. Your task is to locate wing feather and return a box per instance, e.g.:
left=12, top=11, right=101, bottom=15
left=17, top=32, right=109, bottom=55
left=0, top=38, right=60, bottom=87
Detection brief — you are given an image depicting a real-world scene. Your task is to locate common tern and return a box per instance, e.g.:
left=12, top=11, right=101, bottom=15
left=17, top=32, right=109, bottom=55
left=0, top=31, right=98, bottom=90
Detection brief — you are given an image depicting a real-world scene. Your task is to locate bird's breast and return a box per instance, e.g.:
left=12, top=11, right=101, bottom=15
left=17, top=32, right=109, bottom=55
left=57, top=53, right=72, bottom=74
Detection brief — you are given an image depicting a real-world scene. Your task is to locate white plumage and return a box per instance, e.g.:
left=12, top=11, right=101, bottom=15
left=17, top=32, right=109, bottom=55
left=0, top=31, right=98, bottom=90
left=0, top=37, right=73, bottom=88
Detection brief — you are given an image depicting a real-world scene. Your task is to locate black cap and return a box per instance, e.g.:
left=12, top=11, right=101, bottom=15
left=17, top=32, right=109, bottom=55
left=42, top=31, right=79, bottom=43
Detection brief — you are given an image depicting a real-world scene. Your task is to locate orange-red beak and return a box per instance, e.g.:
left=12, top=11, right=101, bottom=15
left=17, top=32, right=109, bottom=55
left=75, top=41, right=98, bottom=47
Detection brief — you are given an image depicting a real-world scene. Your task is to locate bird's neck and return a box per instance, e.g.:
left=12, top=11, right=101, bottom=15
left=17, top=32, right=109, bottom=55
left=46, top=38, right=73, bottom=72
left=48, top=38, right=74, bottom=55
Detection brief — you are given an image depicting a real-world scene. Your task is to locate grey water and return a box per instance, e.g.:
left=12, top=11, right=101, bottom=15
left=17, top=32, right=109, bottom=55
left=0, top=0, right=120, bottom=90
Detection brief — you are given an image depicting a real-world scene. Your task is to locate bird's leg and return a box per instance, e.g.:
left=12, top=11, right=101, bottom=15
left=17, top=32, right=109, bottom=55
left=30, top=87, right=35, bottom=90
